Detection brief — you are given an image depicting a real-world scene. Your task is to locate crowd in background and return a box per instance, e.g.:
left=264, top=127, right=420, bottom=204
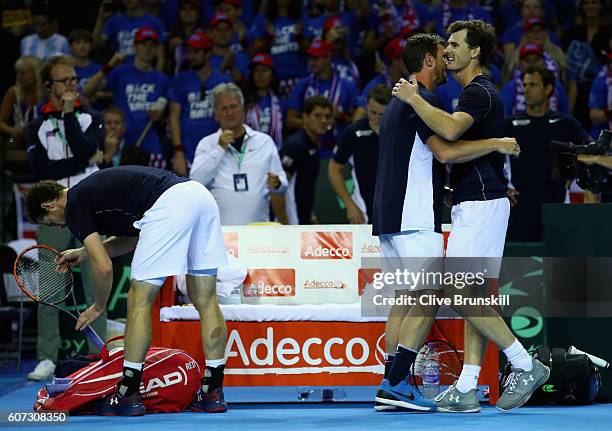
left=0, top=0, right=610, bottom=235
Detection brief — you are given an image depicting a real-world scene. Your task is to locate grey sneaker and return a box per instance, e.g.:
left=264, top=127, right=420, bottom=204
left=496, top=358, right=550, bottom=412
left=435, top=382, right=481, bottom=413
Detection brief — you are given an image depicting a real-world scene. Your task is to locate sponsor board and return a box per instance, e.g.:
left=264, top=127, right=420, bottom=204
left=301, top=232, right=353, bottom=260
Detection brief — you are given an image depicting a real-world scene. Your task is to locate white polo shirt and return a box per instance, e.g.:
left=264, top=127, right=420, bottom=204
left=190, top=125, right=288, bottom=225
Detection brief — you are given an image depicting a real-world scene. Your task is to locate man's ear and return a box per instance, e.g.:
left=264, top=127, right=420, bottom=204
left=425, top=52, right=435, bottom=67
left=471, top=46, right=481, bottom=60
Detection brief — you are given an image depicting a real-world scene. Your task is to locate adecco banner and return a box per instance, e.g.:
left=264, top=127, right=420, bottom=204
left=159, top=320, right=386, bottom=386
left=155, top=319, right=498, bottom=394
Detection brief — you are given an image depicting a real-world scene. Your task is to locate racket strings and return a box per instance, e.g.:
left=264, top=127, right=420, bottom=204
left=16, top=248, right=71, bottom=304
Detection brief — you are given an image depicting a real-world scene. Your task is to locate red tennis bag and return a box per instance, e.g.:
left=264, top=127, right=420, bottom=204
left=34, top=337, right=201, bottom=414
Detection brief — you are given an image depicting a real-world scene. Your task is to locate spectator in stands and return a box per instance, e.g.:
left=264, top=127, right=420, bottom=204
left=279, top=96, right=334, bottom=224
left=84, top=27, right=170, bottom=168
left=168, top=30, right=232, bottom=175
left=190, top=83, right=288, bottom=225
left=248, top=0, right=311, bottom=97
left=355, top=37, right=407, bottom=119
left=307, top=0, right=356, bottom=54
left=166, top=0, right=204, bottom=76
left=505, top=66, right=591, bottom=241
left=20, top=5, right=70, bottom=61
left=500, top=0, right=561, bottom=60
left=328, top=84, right=391, bottom=224
left=93, top=0, right=166, bottom=71
left=207, top=14, right=250, bottom=83
left=25, top=55, right=106, bottom=380
left=504, top=18, right=576, bottom=108
left=392, top=0, right=436, bottom=34
left=69, top=29, right=109, bottom=110
left=243, top=53, right=286, bottom=149
left=501, top=42, right=571, bottom=115
left=432, top=0, right=493, bottom=36
left=0, top=56, right=43, bottom=147
left=100, top=106, right=128, bottom=168
left=495, top=0, right=559, bottom=36
left=322, top=16, right=361, bottom=85
left=588, top=52, right=612, bottom=139
left=286, top=39, right=358, bottom=138
left=562, top=0, right=611, bottom=129
left=214, top=0, right=248, bottom=52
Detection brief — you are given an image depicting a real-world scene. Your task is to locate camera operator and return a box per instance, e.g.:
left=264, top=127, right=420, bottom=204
left=505, top=65, right=592, bottom=241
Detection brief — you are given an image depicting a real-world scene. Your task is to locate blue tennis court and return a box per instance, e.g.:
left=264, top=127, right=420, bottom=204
left=1, top=373, right=610, bottom=431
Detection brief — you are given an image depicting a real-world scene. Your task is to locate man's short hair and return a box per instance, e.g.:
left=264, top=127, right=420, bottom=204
left=522, top=65, right=556, bottom=95
left=303, top=96, right=333, bottom=115
left=211, top=82, right=244, bottom=111
left=103, top=106, right=126, bottom=122
left=68, top=28, right=93, bottom=44
left=25, top=181, right=65, bottom=223
left=402, top=33, right=445, bottom=75
left=40, top=55, right=75, bottom=84
left=447, top=19, right=497, bottom=67
left=367, top=84, right=392, bottom=105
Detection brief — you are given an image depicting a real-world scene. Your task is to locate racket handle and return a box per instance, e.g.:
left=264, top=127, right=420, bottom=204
left=84, top=325, right=104, bottom=351
left=568, top=345, right=610, bottom=368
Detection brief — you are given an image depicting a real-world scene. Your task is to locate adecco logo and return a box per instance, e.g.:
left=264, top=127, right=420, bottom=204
left=224, top=232, right=239, bottom=258
left=226, top=326, right=382, bottom=370
left=357, top=268, right=382, bottom=296
left=303, top=279, right=347, bottom=289
left=361, top=243, right=380, bottom=254
left=301, top=232, right=353, bottom=260
left=247, top=244, right=289, bottom=254
left=243, top=269, right=295, bottom=297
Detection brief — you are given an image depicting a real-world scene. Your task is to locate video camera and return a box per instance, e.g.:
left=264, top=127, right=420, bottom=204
left=551, top=130, right=612, bottom=193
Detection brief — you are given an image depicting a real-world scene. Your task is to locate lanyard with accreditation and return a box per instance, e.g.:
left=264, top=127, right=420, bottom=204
left=231, top=136, right=248, bottom=192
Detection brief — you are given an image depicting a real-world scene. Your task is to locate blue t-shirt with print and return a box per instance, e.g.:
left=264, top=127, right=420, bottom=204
left=106, top=63, right=170, bottom=155
left=102, top=13, right=166, bottom=61
left=248, top=13, right=311, bottom=80
left=167, top=69, right=232, bottom=162
left=288, top=75, right=358, bottom=114
left=208, top=51, right=250, bottom=81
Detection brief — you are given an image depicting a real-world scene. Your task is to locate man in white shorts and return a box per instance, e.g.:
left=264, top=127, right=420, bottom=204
left=393, top=20, right=550, bottom=412
left=25, top=165, right=229, bottom=416
left=372, top=32, right=521, bottom=411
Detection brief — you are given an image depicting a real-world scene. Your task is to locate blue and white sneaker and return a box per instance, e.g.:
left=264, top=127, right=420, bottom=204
left=374, top=379, right=436, bottom=412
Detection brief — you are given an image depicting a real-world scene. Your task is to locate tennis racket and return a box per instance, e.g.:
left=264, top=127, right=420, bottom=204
left=411, top=339, right=463, bottom=393
left=13, top=244, right=104, bottom=351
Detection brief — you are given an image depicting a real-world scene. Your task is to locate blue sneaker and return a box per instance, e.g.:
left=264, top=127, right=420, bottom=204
left=189, top=387, right=228, bottom=413
left=374, top=379, right=436, bottom=411
left=95, top=390, right=145, bottom=416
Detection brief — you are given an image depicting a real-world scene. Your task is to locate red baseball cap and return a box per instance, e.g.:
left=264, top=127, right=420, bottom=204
left=524, top=17, right=546, bottom=32
left=324, top=16, right=344, bottom=31
left=307, top=39, right=333, bottom=57
left=519, top=42, right=544, bottom=58
left=186, top=30, right=212, bottom=50
left=211, top=13, right=232, bottom=27
left=384, top=37, right=405, bottom=60
left=134, top=26, right=160, bottom=44
left=250, top=52, right=273, bottom=68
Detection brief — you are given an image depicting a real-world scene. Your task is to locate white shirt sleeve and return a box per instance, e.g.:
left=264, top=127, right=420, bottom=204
left=189, top=134, right=227, bottom=186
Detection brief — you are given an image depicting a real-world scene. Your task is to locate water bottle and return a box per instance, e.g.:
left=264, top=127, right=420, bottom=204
left=421, top=344, right=440, bottom=399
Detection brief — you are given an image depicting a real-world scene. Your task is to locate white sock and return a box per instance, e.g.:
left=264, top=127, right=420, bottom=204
left=455, top=364, right=481, bottom=393
left=503, top=339, right=532, bottom=371
left=205, top=358, right=226, bottom=368
left=123, top=360, right=143, bottom=371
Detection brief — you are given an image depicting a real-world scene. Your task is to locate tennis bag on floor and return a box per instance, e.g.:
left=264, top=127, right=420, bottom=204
left=34, top=337, right=201, bottom=414
left=500, top=345, right=601, bottom=405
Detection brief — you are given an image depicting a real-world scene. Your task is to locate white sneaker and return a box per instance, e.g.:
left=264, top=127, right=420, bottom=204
left=27, top=359, right=56, bottom=381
